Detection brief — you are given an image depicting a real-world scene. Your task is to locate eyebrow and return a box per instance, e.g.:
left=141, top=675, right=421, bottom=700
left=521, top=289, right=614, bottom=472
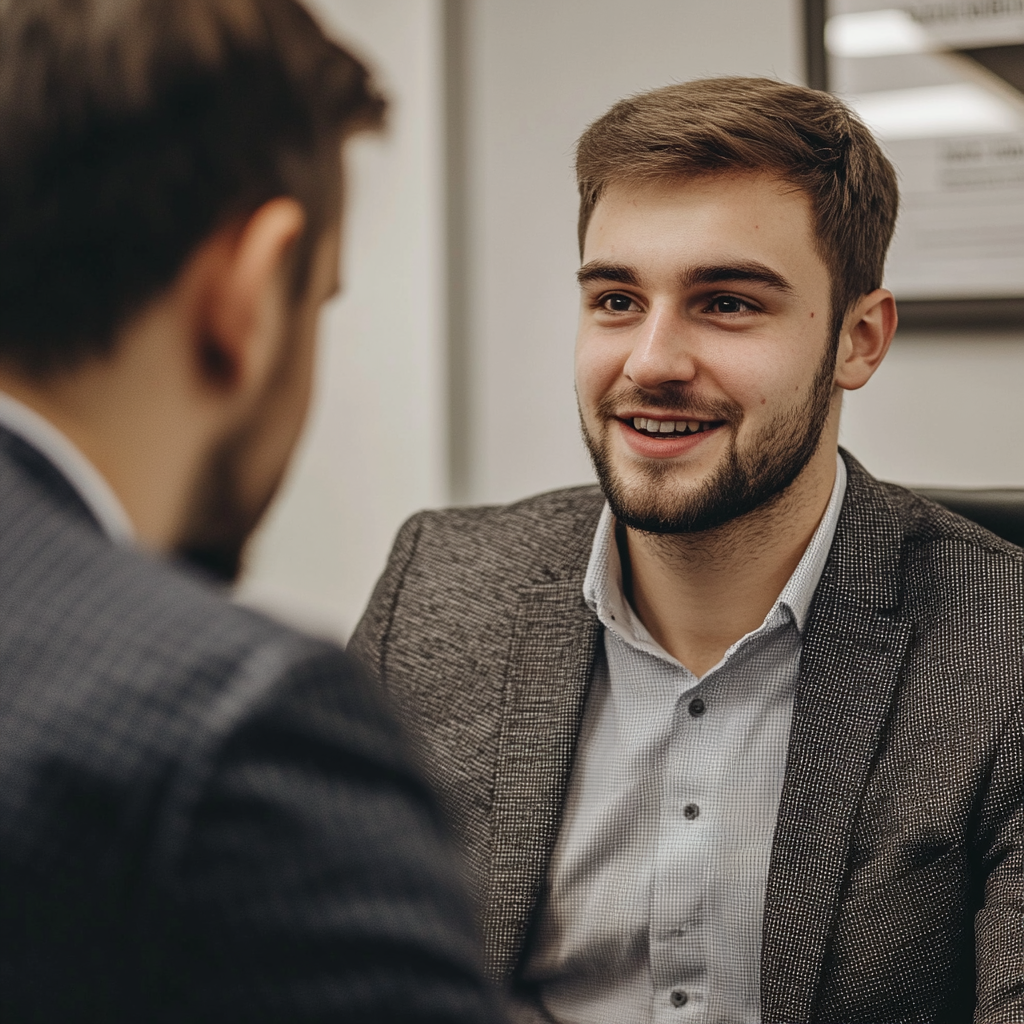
left=682, top=261, right=794, bottom=293
left=576, top=259, right=794, bottom=294
left=576, top=262, right=641, bottom=287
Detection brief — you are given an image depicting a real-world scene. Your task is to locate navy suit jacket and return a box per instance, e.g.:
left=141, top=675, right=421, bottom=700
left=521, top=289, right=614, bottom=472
left=0, top=426, right=501, bottom=1023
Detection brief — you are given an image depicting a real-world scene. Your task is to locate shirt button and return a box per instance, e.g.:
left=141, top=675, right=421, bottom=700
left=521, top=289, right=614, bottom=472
left=683, top=803, right=700, bottom=820
left=688, top=696, right=706, bottom=717
left=670, top=987, right=689, bottom=1007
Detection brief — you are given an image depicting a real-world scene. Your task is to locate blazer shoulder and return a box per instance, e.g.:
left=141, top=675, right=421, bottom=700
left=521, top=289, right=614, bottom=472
left=877, top=478, right=1024, bottom=565
left=0, top=505, right=349, bottom=849
left=843, top=449, right=1024, bottom=564
left=349, top=484, right=603, bottom=677
left=0, top=468, right=498, bottom=1022
left=408, top=483, right=606, bottom=581
left=837, top=454, right=1024, bottom=644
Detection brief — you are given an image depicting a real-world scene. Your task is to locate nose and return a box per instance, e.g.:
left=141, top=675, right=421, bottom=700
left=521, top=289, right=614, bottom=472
left=622, top=303, right=697, bottom=391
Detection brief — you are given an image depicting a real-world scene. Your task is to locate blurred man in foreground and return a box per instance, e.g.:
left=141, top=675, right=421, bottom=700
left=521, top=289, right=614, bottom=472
left=353, top=78, right=1024, bottom=1023
left=0, top=1, right=500, bottom=1020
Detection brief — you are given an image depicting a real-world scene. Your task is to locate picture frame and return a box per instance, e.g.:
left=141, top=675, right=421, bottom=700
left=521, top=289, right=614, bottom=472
left=804, top=0, right=1024, bottom=330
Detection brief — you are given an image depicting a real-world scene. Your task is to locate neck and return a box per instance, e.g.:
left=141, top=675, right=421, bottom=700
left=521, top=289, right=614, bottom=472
left=623, top=444, right=839, bottom=677
left=0, top=324, right=214, bottom=552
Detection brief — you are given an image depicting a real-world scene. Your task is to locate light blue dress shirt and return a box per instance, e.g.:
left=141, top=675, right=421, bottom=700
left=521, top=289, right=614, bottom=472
left=522, top=456, right=847, bottom=1024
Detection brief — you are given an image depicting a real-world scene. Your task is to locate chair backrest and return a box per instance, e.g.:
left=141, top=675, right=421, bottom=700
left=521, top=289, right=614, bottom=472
left=911, top=488, right=1024, bottom=549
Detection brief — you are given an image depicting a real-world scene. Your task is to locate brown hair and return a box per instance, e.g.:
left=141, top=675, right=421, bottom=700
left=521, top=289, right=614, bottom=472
left=575, top=77, right=898, bottom=336
left=0, top=0, right=385, bottom=374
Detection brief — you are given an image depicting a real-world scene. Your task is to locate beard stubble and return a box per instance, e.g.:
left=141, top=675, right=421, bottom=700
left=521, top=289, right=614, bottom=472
left=581, top=339, right=837, bottom=536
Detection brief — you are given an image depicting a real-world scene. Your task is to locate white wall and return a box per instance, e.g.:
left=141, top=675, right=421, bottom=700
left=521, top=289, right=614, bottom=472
left=237, top=0, right=447, bottom=639
left=842, top=331, right=1024, bottom=486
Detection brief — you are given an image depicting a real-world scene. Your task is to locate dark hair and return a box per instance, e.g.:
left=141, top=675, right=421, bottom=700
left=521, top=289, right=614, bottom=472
left=576, top=77, right=899, bottom=335
left=0, top=0, right=385, bottom=374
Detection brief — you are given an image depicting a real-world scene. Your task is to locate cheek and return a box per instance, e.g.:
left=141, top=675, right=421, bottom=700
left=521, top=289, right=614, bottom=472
left=575, top=331, right=626, bottom=409
left=290, top=326, right=318, bottom=418
left=709, top=334, right=819, bottom=412
left=247, top=322, right=319, bottom=497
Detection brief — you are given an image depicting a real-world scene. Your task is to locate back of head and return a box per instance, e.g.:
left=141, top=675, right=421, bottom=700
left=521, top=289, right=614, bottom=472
left=576, top=77, right=899, bottom=334
left=0, top=0, right=384, bottom=375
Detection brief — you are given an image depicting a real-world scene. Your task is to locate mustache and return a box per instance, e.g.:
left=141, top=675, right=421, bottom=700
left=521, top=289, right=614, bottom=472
left=595, top=384, right=742, bottom=422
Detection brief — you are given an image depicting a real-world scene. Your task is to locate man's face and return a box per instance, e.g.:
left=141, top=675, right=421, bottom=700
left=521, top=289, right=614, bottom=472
left=575, top=172, right=839, bottom=535
left=180, top=218, right=342, bottom=580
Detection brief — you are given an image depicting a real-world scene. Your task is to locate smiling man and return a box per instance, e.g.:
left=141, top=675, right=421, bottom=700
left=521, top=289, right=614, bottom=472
left=352, top=78, right=1024, bottom=1024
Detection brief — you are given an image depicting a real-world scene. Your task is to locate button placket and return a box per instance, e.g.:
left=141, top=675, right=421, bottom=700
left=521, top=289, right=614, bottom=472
left=649, top=677, right=713, bottom=1022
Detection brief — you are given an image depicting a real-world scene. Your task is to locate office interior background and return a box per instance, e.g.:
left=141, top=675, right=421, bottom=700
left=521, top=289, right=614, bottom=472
left=237, top=0, right=1024, bottom=639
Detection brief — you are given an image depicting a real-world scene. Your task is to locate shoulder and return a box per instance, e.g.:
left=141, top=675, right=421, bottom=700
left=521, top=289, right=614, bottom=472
left=0, top=481, right=372, bottom=860
left=838, top=452, right=1024, bottom=651
left=0, top=474, right=495, bottom=1020
left=350, top=484, right=603, bottom=662
left=843, top=451, right=1024, bottom=568
left=349, top=483, right=603, bottom=684
left=397, top=484, right=605, bottom=584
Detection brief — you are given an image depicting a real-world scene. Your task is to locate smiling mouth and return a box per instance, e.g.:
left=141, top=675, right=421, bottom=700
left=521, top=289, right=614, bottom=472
left=627, top=416, right=725, bottom=437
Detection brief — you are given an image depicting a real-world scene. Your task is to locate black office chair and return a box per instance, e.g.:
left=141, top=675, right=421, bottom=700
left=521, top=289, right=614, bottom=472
left=911, top=488, right=1024, bottom=549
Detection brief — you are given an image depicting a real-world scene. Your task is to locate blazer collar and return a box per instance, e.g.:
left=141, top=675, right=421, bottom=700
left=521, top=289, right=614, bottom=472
left=761, top=450, right=914, bottom=1021
left=483, top=498, right=604, bottom=981
left=0, top=423, right=107, bottom=536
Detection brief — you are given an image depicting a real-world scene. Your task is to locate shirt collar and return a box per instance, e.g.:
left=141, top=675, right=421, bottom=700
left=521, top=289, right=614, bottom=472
left=0, top=390, right=136, bottom=544
left=775, top=453, right=847, bottom=630
left=583, top=453, right=848, bottom=650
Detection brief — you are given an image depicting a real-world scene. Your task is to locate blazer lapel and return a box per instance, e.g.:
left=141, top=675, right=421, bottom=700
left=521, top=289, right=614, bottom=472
left=482, top=578, right=601, bottom=981
left=761, top=454, right=914, bottom=1022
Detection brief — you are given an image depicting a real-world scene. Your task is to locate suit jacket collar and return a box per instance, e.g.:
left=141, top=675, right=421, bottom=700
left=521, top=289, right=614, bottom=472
left=0, top=423, right=106, bottom=535
left=0, top=394, right=134, bottom=542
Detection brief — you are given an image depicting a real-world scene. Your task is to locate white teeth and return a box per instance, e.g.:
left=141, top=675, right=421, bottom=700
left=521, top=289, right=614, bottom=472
left=631, top=416, right=710, bottom=435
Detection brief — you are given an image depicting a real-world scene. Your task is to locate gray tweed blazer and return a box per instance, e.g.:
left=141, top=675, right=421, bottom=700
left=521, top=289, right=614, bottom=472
left=0, top=426, right=500, bottom=1023
left=350, top=450, right=1024, bottom=1024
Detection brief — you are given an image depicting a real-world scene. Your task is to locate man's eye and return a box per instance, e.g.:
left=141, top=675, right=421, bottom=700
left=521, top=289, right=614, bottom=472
left=601, top=293, right=638, bottom=313
left=709, top=295, right=749, bottom=313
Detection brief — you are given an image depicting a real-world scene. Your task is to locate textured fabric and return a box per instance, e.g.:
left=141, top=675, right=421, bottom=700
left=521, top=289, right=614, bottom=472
left=0, top=389, right=134, bottom=542
left=0, top=424, right=502, bottom=1024
left=350, top=449, right=1024, bottom=1024
left=522, top=457, right=847, bottom=1024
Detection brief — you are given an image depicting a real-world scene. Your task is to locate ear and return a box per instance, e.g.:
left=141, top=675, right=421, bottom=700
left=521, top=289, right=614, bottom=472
left=199, top=197, right=306, bottom=393
left=833, top=287, right=898, bottom=392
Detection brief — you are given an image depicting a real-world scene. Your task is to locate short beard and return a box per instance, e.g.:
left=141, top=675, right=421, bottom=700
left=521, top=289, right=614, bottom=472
left=175, top=352, right=298, bottom=585
left=175, top=430, right=266, bottom=584
left=582, top=338, right=837, bottom=536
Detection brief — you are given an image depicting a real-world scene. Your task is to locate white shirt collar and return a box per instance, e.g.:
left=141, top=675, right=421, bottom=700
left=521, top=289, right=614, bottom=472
left=0, top=390, right=136, bottom=544
left=583, top=453, right=848, bottom=652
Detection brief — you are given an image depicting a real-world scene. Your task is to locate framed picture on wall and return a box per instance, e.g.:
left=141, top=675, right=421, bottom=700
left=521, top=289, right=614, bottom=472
left=806, top=0, right=1024, bottom=328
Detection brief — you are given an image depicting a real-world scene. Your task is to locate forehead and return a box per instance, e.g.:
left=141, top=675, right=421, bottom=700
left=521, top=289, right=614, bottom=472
left=582, top=172, right=824, bottom=285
